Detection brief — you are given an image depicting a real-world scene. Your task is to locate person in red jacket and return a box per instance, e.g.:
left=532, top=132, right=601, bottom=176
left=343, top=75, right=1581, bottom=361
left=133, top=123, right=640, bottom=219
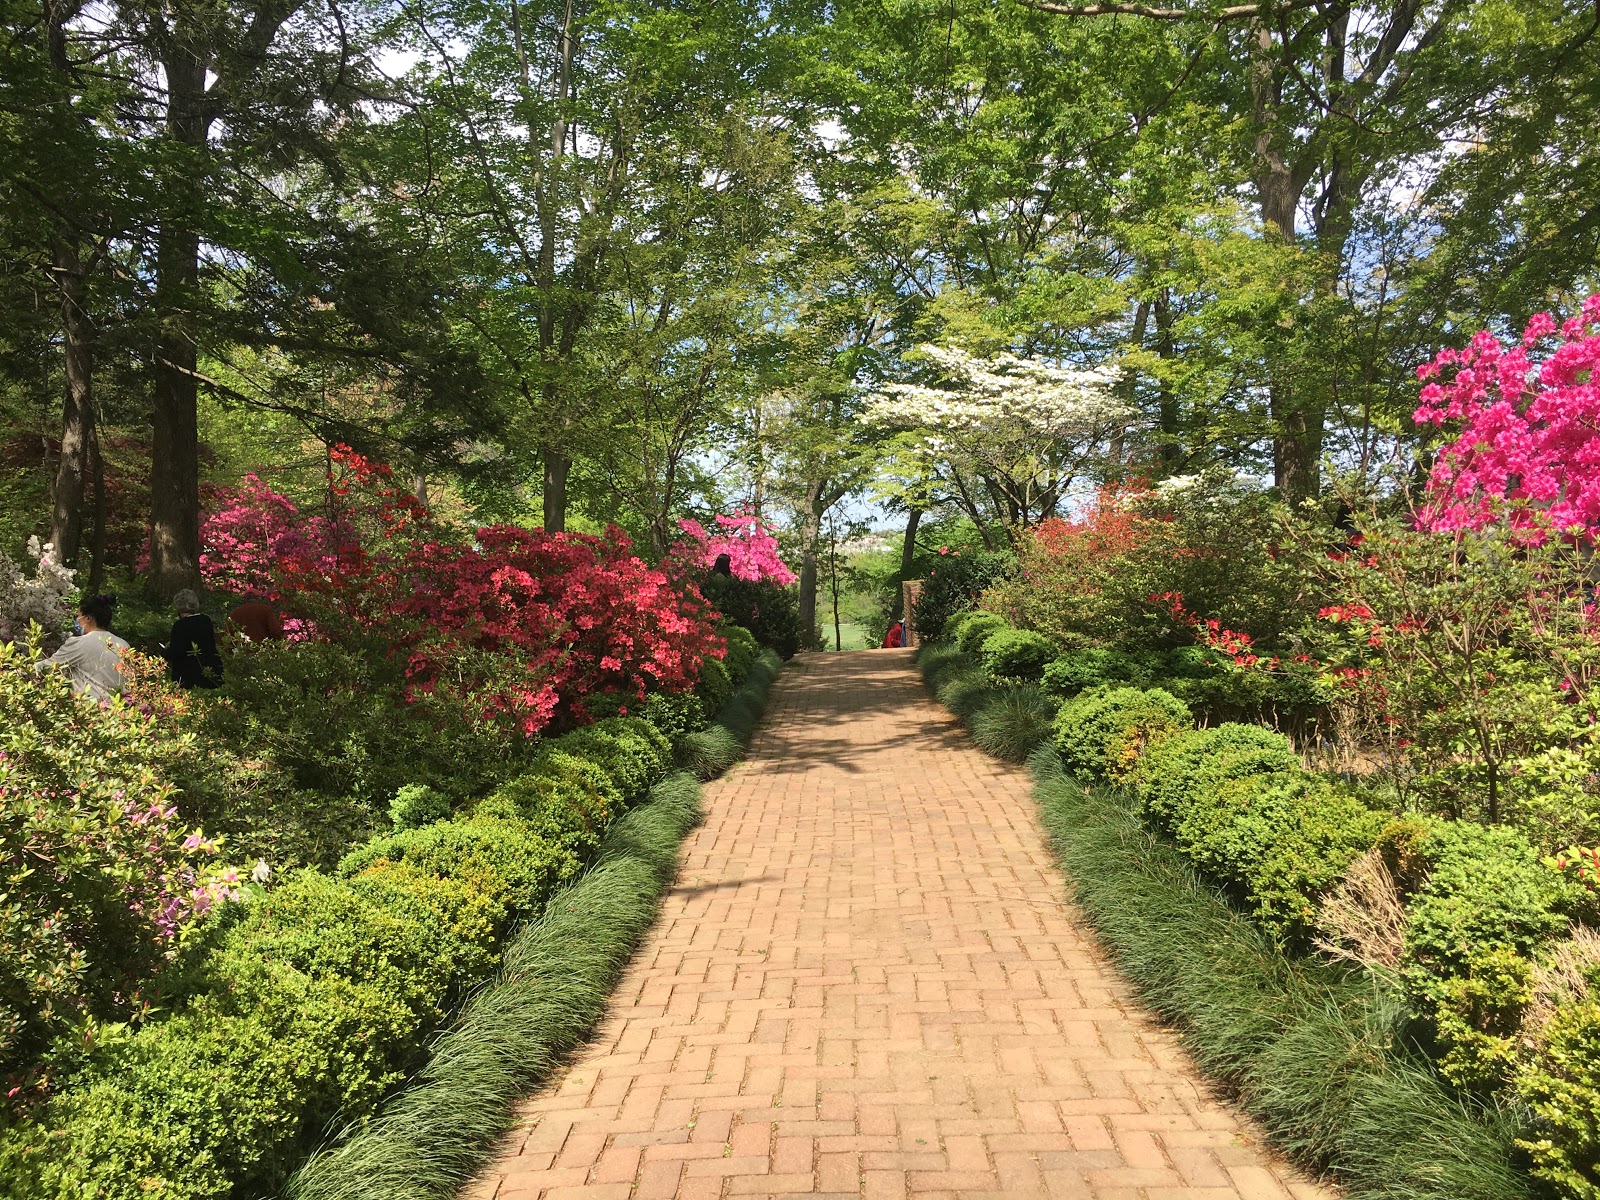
left=883, top=620, right=905, bottom=648
left=228, top=596, right=285, bottom=642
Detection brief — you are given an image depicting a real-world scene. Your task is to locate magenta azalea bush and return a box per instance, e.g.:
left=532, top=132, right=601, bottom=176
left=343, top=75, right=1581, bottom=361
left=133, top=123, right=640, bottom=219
left=674, top=512, right=797, bottom=584
left=1415, top=294, right=1600, bottom=539
left=196, top=475, right=349, bottom=598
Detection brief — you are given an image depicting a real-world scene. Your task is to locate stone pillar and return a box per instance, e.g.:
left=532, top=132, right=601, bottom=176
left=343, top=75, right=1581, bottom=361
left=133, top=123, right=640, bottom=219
left=902, top=580, right=924, bottom=647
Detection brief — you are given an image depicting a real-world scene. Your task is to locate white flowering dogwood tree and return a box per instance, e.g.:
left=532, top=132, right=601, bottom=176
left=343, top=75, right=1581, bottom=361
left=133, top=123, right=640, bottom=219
left=864, top=345, right=1132, bottom=540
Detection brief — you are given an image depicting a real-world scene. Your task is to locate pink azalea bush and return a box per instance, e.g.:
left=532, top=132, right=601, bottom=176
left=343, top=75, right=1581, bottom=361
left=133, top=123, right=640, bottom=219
left=1415, top=294, right=1600, bottom=539
left=673, top=512, right=797, bottom=585
left=196, top=475, right=349, bottom=598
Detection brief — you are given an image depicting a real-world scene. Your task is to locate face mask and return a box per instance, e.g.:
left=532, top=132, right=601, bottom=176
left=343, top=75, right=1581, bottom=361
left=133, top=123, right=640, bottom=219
left=72, top=619, right=84, bottom=636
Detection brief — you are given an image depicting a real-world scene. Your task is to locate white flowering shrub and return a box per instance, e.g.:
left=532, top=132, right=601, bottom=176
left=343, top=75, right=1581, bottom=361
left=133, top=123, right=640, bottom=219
left=864, top=345, right=1132, bottom=528
left=0, top=537, right=77, bottom=644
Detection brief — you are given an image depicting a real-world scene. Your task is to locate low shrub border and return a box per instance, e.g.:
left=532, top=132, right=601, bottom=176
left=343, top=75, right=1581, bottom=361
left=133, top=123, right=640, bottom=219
left=916, top=640, right=1536, bottom=1200
left=284, top=651, right=783, bottom=1200
left=0, top=636, right=780, bottom=1200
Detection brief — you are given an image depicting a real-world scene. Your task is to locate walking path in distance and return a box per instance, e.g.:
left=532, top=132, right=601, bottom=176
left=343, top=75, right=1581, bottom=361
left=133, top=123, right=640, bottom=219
left=468, top=650, right=1332, bottom=1200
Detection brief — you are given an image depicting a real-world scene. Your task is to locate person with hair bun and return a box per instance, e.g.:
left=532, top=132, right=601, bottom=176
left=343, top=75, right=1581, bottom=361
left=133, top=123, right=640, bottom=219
left=37, top=593, right=131, bottom=701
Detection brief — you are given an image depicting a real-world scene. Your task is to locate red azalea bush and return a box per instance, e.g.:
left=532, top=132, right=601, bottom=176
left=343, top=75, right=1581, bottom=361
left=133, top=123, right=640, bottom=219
left=986, top=477, right=1299, bottom=652
left=196, top=475, right=349, bottom=599
left=263, top=450, right=724, bottom=736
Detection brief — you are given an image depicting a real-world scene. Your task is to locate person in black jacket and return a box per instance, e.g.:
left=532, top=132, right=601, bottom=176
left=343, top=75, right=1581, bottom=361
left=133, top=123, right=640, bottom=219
left=165, top=589, right=223, bottom=689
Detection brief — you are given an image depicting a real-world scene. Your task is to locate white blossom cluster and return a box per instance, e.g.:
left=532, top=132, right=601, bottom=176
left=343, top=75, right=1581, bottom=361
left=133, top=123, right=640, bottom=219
left=0, top=537, right=77, bottom=644
left=863, top=345, right=1131, bottom=439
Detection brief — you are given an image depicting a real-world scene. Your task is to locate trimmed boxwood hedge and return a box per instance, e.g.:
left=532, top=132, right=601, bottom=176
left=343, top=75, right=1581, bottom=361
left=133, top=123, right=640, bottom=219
left=0, top=630, right=779, bottom=1200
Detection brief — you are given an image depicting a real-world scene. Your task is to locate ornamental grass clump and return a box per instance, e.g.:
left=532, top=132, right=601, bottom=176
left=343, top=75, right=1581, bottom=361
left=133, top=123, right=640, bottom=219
left=969, top=683, right=1057, bottom=762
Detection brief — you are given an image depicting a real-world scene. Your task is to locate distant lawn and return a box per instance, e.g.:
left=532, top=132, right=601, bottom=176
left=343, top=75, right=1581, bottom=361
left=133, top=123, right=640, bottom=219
left=821, top=621, right=874, bottom=651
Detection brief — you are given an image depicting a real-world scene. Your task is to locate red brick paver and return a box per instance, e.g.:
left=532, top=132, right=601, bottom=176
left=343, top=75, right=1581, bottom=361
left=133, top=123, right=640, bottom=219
left=468, top=651, right=1332, bottom=1200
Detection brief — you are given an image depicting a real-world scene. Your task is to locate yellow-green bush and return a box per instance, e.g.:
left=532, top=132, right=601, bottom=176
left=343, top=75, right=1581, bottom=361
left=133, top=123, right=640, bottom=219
left=1175, top=772, right=1386, bottom=937
left=955, top=612, right=1008, bottom=655
left=1520, top=1001, right=1600, bottom=1198
left=1129, top=722, right=1300, bottom=831
left=721, top=625, right=760, bottom=686
left=979, top=627, right=1056, bottom=681
left=1053, top=686, right=1192, bottom=780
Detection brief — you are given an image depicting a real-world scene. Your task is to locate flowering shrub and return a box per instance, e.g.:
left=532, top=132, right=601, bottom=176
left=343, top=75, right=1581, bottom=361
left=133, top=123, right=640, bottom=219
left=673, top=512, right=796, bottom=584
left=195, top=474, right=348, bottom=599
left=1415, top=295, right=1600, bottom=540
left=1309, top=519, right=1600, bottom=837
left=0, top=537, right=76, bottom=645
left=208, top=451, right=728, bottom=737
left=985, top=476, right=1301, bottom=652
left=0, top=639, right=228, bottom=1107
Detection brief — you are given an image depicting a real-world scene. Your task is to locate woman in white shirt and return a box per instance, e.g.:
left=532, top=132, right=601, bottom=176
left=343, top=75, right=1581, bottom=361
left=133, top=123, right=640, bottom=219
left=39, top=594, right=131, bottom=701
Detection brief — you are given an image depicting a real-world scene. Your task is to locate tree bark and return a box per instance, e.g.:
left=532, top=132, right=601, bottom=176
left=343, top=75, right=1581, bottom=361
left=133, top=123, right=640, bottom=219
left=889, top=507, right=922, bottom=622
left=796, top=478, right=826, bottom=651
left=542, top=452, right=570, bottom=533
left=86, top=422, right=107, bottom=594
left=49, top=240, right=93, bottom=565
left=147, top=37, right=210, bottom=600
left=1154, top=288, right=1180, bottom=470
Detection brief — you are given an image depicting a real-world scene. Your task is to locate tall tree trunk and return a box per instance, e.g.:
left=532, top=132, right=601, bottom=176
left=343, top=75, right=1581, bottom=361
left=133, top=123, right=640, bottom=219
left=1110, top=299, right=1151, bottom=470
left=49, top=241, right=92, bottom=565
left=531, top=0, right=578, bottom=534
left=889, top=507, right=921, bottom=622
left=148, top=39, right=210, bottom=600
left=829, top=519, right=842, bottom=652
left=1154, top=288, right=1180, bottom=470
left=542, top=452, right=569, bottom=533
left=796, top=478, right=826, bottom=651
left=86, top=422, right=107, bottom=594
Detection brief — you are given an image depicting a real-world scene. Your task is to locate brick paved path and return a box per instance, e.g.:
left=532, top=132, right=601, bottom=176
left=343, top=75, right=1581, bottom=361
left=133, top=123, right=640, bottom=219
left=469, top=651, right=1332, bottom=1200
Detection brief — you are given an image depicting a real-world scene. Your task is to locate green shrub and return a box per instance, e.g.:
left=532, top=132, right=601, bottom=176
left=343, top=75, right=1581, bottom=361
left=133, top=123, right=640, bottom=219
left=955, top=612, right=1008, bottom=655
left=0, top=643, right=217, bottom=1100
left=196, top=638, right=526, bottom=822
left=913, top=549, right=1016, bottom=644
left=390, top=784, right=450, bottom=832
left=700, top=576, right=801, bottom=659
left=1032, top=751, right=1535, bottom=1200
left=337, top=820, right=568, bottom=919
left=1053, top=686, right=1192, bottom=781
left=281, top=775, right=709, bottom=1200
left=720, top=625, right=760, bottom=686
left=474, top=753, right=617, bottom=867
left=970, top=684, right=1057, bottom=762
left=941, top=609, right=982, bottom=644
left=694, top=655, right=733, bottom=722
left=1402, top=820, right=1576, bottom=1089
left=1040, top=648, right=1153, bottom=697
left=639, top=690, right=705, bottom=752
left=1175, top=772, right=1386, bottom=937
left=1130, top=723, right=1300, bottom=830
left=1518, top=1000, right=1600, bottom=1198
left=979, top=628, right=1056, bottom=681
left=548, top=718, right=668, bottom=808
